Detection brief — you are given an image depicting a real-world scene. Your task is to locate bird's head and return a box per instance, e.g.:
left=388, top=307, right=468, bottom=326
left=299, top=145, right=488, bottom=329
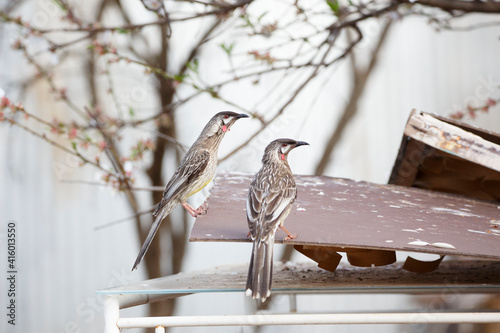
left=263, top=138, right=309, bottom=164
left=201, top=111, right=249, bottom=138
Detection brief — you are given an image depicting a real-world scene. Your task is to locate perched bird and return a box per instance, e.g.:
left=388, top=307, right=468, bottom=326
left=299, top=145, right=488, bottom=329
left=245, top=138, right=309, bottom=302
left=132, top=111, right=249, bottom=271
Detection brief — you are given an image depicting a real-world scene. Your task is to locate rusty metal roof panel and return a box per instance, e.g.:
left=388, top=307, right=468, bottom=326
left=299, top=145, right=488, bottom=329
left=190, top=173, right=500, bottom=260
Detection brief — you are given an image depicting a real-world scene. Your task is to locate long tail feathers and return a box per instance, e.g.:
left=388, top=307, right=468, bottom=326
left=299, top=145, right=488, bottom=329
left=132, top=208, right=166, bottom=271
left=245, top=238, right=274, bottom=302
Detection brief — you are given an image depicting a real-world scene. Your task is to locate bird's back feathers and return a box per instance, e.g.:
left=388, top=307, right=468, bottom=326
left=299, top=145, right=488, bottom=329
left=245, top=160, right=296, bottom=301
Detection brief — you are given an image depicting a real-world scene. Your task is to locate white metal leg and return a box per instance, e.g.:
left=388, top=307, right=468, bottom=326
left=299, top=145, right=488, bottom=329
left=288, top=294, right=297, bottom=313
left=155, top=326, right=166, bottom=333
left=103, top=296, right=120, bottom=333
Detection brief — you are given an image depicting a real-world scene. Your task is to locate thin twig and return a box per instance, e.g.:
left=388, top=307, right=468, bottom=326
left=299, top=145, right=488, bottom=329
left=60, top=179, right=164, bottom=191
left=93, top=205, right=157, bottom=231
left=315, top=19, right=393, bottom=175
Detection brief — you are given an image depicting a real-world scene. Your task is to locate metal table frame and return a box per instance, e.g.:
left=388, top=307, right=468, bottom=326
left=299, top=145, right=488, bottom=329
left=99, top=261, right=500, bottom=332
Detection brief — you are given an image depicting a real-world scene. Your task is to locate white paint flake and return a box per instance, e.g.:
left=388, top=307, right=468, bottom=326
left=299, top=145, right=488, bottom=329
left=431, top=242, right=456, bottom=249
left=431, top=207, right=482, bottom=217
left=408, top=240, right=429, bottom=246
left=399, top=200, right=418, bottom=206
left=402, top=229, right=420, bottom=233
left=468, top=229, right=485, bottom=234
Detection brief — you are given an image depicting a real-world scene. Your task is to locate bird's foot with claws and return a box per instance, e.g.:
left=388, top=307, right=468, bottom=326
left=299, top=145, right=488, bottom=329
left=283, top=233, right=298, bottom=241
left=195, top=201, right=209, bottom=215
left=279, top=225, right=297, bottom=241
left=181, top=202, right=199, bottom=217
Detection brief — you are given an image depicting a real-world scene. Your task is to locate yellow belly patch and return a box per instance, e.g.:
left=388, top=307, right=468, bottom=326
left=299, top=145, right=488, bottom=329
left=186, top=176, right=214, bottom=198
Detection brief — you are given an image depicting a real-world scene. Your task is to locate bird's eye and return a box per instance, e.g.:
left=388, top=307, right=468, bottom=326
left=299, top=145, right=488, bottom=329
left=282, top=143, right=287, bottom=147
left=224, top=115, right=229, bottom=119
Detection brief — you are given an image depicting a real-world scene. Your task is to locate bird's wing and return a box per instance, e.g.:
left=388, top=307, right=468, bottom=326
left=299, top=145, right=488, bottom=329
left=153, top=150, right=210, bottom=217
left=247, top=174, right=297, bottom=240
left=246, top=180, right=263, bottom=237
left=262, top=182, right=296, bottom=235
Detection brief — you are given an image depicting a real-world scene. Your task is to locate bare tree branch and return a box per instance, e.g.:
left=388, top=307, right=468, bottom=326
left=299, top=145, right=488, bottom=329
left=403, top=0, right=500, bottom=13
left=315, top=19, right=393, bottom=176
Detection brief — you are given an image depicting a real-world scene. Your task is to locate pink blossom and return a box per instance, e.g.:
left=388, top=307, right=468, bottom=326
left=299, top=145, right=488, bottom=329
left=143, top=138, right=155, bottom=149
left=487, top=98, right=497, bottom=107
left=1, top=96, right=10, bottom=108
left=98, top=141, right=107, bottom=151
left=68, top=127, right=78, bottom=140
left=79, top=141, right=89, bottom=149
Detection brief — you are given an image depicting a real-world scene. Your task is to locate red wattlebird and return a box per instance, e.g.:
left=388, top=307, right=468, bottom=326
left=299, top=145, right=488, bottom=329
left=245, top=138, right=309, bottom=301
left=132, top=111, right=248, bottom=271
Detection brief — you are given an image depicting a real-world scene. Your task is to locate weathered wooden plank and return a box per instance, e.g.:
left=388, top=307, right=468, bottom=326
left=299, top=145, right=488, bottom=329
left=405, top=111, right=500, bottom=172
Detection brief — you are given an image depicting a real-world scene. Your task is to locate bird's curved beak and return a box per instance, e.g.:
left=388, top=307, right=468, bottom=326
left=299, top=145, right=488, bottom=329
left=223, top=113, right=249, bottom=133
left=295, top=141, right=309, bottom=147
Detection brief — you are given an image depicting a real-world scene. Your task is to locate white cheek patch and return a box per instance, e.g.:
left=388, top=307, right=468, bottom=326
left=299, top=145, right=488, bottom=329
left=207, top=123, right=221, bottom=136
left=280, top=145, right=292, bottom=155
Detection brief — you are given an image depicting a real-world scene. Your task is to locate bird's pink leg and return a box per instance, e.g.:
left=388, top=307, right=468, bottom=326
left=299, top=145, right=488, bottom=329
left=195, top=200, right=209, bottom=215
left=280, top=225, right=297, bottom=241
left=181, top=202, right=198, bottom=217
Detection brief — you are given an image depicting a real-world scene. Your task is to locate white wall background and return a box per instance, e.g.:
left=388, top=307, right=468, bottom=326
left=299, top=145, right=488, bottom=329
left=0, top=1, right=499, bottom=333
